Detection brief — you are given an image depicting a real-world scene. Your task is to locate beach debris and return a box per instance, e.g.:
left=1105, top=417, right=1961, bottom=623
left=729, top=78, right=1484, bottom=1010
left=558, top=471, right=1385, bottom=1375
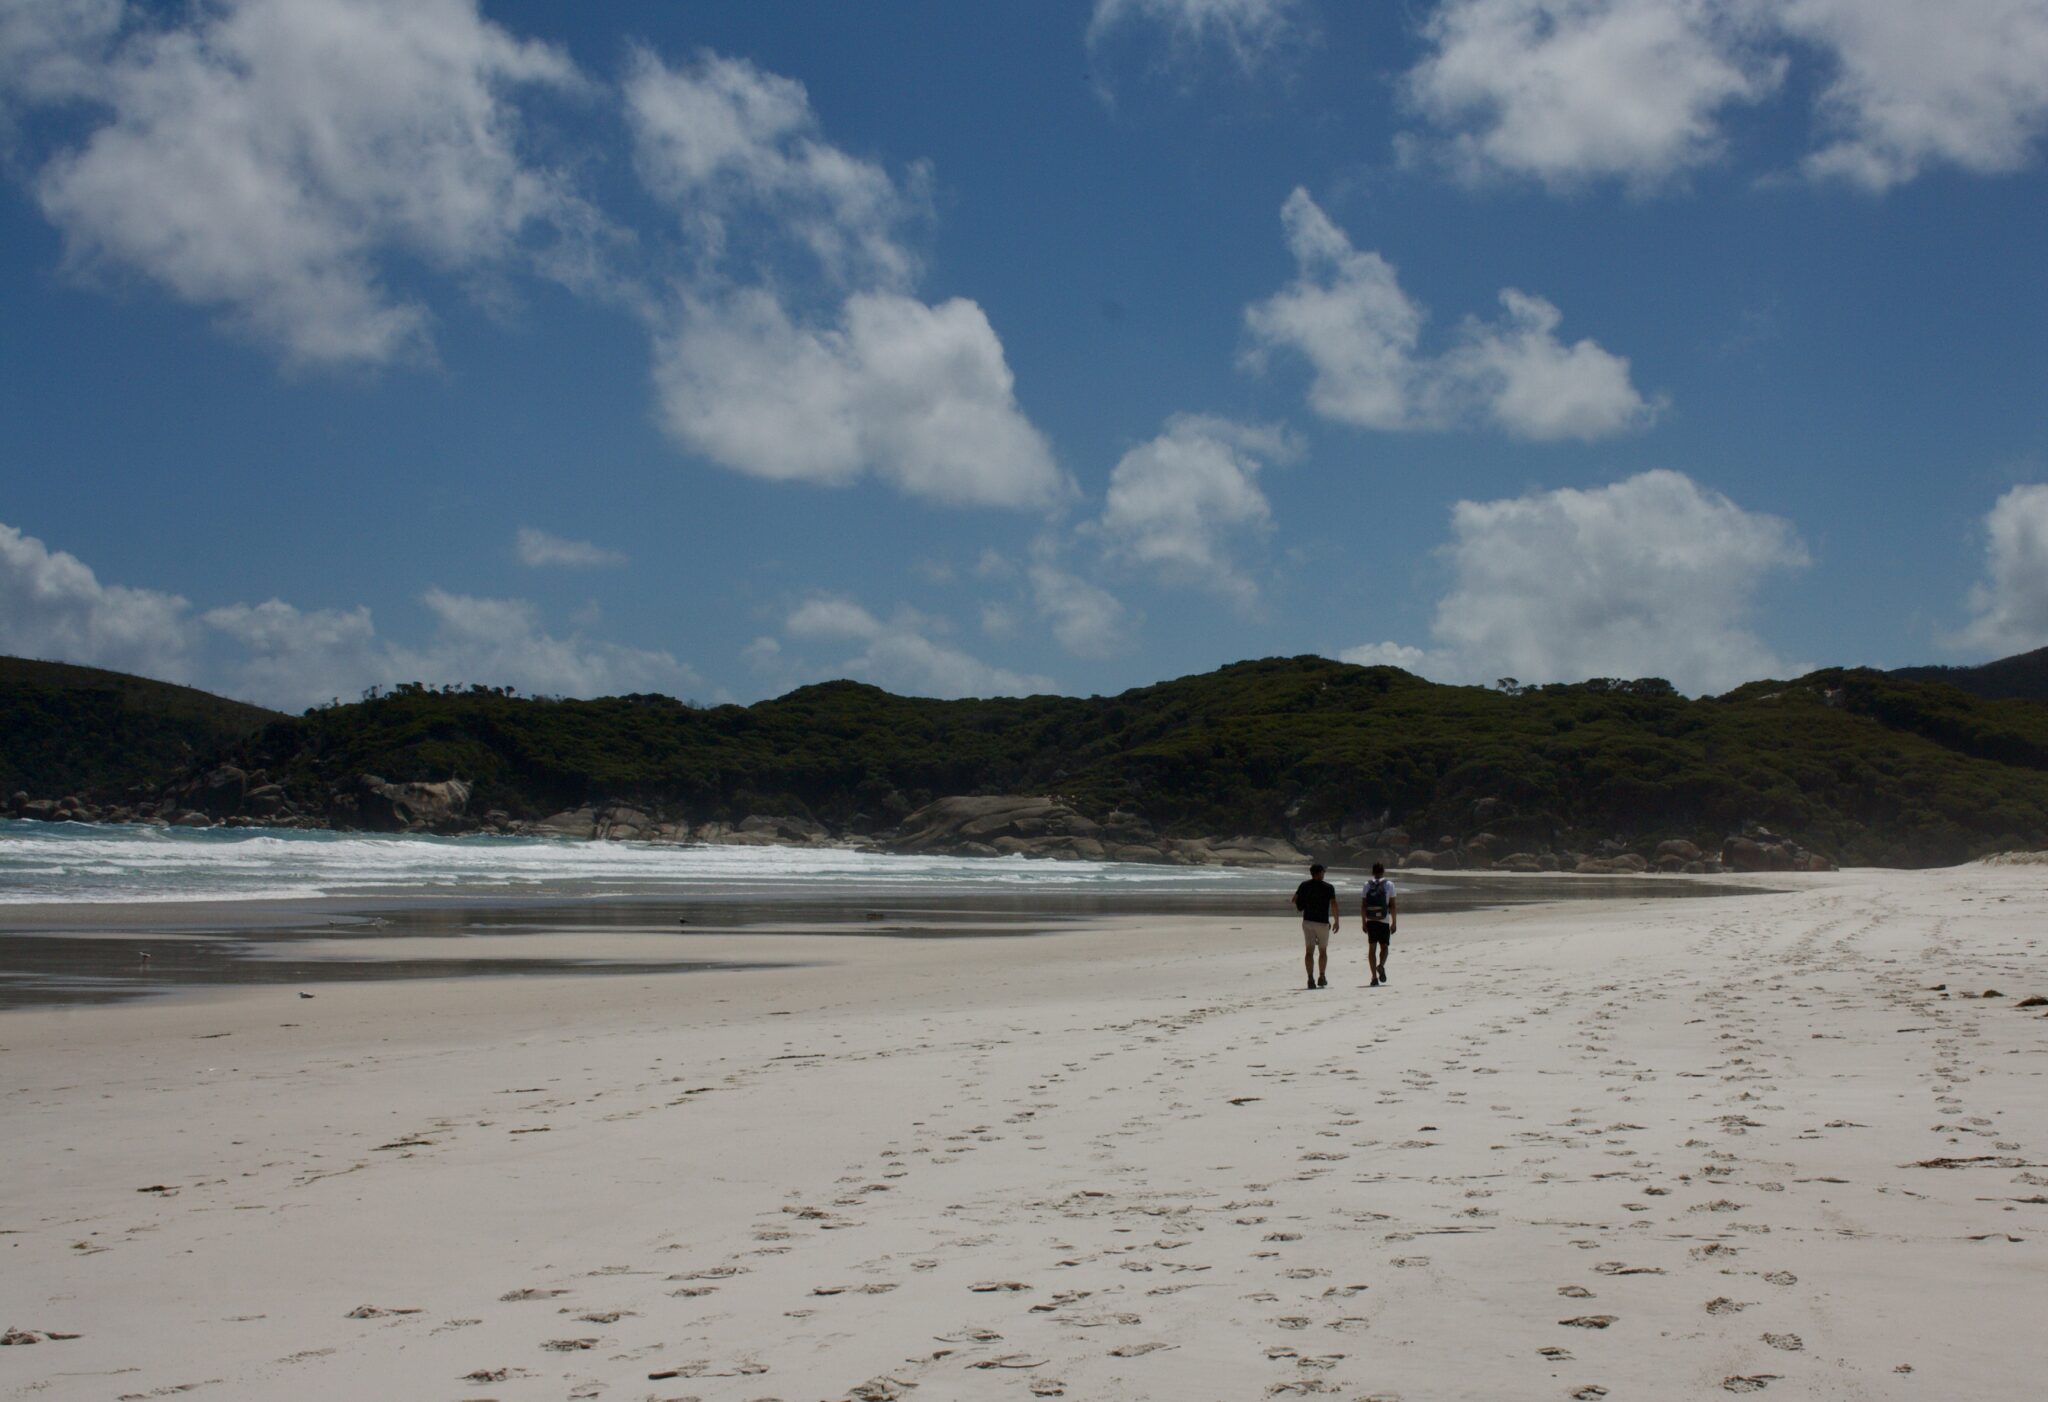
left=936, top=1329, right=1003, bottom=1343
left=1982, top=989, right=2003, bottom=998
left=375, top=1138, right=433, bottom=1151
left=1029, top=1382, right=1066, bottom=1397
left=1559, top=1316, right=1617, bottom=1329
left=461, top=1367, right=525, bottom=1382
left=136, top=1184, right=176, bottom=1195
left=847, top=1376, right=916, bottom=1400
left=344, top=1305, right=421, bottom=1318
left=1907, top=1156, right=2028, bottom=1169
left=541, top=1337, right=598, bottom=1351
left=2018, top=996, right=2047, bottom=1008
left=1229, top=1097, right=1262, bottom=1105
left=498, top=1288, right=567, bottom=1302
left=2, top=1328, right=80, bottom=1345
left=968, top=1280, right=1031, bottom=1292
left=1110, top=1342, right=1174, bottom=1357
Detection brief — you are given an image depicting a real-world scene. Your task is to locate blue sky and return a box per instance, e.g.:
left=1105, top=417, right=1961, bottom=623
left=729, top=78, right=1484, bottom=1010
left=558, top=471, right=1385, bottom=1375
left=3, top=0, right=2047, bottom=710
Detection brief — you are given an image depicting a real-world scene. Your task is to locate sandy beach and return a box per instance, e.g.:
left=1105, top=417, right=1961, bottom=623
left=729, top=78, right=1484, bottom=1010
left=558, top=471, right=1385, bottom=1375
left=3, top=866, right=2045, bottom=1401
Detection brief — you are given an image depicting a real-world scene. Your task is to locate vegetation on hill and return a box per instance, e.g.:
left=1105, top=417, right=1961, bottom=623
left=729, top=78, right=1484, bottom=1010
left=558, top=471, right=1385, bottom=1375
left=0, top=656, right=280, bottom=799
left=7, top=653, right=2048, bottom=867
left=1891, top=644, right=2048, bottom=701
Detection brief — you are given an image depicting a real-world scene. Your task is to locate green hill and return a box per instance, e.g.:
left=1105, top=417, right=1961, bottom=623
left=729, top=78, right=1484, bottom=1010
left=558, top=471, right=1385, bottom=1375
left=7, top=653, right=2048, bottom=867
left=1891, top=644, right=2048, bottom=701
left=0, top=656, right=281, bottom=802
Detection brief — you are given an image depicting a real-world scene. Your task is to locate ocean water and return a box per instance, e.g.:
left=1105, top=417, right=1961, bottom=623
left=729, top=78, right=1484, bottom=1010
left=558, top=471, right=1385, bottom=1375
left=0, top=817, right=1284, bottom=906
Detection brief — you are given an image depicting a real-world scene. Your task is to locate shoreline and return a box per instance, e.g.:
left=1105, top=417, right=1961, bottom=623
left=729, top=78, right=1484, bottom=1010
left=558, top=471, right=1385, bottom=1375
left=0, top=871, right=1783, bottom=1013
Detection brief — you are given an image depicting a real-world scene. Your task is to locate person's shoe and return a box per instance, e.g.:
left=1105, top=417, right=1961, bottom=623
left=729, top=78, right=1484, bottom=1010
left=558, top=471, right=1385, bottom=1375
left=1316, top=977, right=1327, bottom=988
left=1307, top=978, right=1317, bottom=990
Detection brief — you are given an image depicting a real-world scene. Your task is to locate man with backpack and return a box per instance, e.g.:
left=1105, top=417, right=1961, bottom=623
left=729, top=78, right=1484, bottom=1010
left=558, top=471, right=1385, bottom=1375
left=1361, top=863, right=1397, bottom=986
left=1292, top=862, right=1338, bottom=990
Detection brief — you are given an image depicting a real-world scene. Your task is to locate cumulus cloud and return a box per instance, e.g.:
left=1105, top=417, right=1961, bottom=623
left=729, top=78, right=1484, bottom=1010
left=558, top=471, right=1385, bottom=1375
left=1, top=0, right=593, bottom=367
left=0, top=519, right=196, bottom=681
left=1956, top=483, right=2048, bottom=655
left=1086, top=0, right=1308, bottom=75
left=624, top=47, right=923, bottom=291
left=515, top=527, right=627, bottom=569
left=202, top=589, right=699, bottom=709
left=1338, top=470, right=1809, bottom=694
left=1244, top=189, right=1660, bottom=440
left=1402, top=0, right=1780, bottom=189
left=1029, top=561, right=1132, bottom=659
left=0, top=516, right=695, bottom=709
left=651, top=287, right=1066, bottom=508
left=1095, top=415, right=1295, bottom=608
left=1783, top=0, right=2048, bottom=189
left=1400, top=0, right=2048, bottom=190
left=626, top=48, right=1063, bottom=512
left=756, top=594, right=1054, bottom=698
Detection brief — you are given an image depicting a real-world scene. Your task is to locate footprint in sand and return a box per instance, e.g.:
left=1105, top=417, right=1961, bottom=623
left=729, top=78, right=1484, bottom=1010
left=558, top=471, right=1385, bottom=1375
left=1722, top=1375, right=1781, bottom=1393
left=1762, top=1332, right=1804, bottom=1351
left=498, top=1287, right=567, bottom=1302
left=1704, top=1297, right=1752, bottom=1315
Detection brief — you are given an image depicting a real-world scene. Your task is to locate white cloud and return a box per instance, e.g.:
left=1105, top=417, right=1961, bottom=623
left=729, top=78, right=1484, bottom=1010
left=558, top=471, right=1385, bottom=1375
left=1096, top=414, right=1294, bottom=607
left=1339, top=470, right=1809, bottom=694
left=1783, top=0, right=2048, bottom=189
left=0, top=516, right=696, bottom=709
left=628, top=49, right=1064, bottom=513
left=1029, top=561, right=1132, bottom=658
left=1400, top=0, right=2048, bottom=191
left=1086, top=0, right=1307, bottom=74
left=1402, top=0, right=1781, bottom=189
left=204, top=589, right=700, bottom=708
left=0, top=519, right=196, bottom=681
left=515, top=527, right=627, bottom=569
left=1956, top=483, right=2048, bottom=655
left=1336, top=640, right=1438, bottom=673
left=3, top=0, right=591, bottom=367
left=1447, top=289, right=1670, bottom=440
left=624, top=48, right=923, bottom=290
left=1244, top=189, right=1659, bottom=440
left=759, top=593, right=1054, bottom=698
left=785, top=595, right=888, bottom=642
left=651, top=287, right=1067, bottom=509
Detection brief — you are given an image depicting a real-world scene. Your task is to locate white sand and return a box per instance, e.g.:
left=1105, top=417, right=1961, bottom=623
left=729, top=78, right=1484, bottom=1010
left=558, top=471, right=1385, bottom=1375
left=3, top=867, right=2045, bottom=1401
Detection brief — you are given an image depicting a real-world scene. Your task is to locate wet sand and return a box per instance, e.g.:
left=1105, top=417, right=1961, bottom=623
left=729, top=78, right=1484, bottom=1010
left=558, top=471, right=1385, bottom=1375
left=2, top=867, right=2043, bottom=1400
left=0, top=871, right=1754, bottom=1009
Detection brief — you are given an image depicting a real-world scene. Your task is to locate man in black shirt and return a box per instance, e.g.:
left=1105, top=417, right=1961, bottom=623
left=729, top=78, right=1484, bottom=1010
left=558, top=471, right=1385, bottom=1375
left=1292, top=862, right=1339, bottom=989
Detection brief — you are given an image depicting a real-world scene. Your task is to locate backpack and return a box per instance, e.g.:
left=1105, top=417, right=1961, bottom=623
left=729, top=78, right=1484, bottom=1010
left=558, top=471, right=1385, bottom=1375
left=1363, top=878, right=1390, bottom=919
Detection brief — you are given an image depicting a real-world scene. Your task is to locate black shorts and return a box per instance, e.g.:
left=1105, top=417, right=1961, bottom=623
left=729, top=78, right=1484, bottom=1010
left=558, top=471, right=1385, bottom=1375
left=1365, top=920, right=1392, bottom=943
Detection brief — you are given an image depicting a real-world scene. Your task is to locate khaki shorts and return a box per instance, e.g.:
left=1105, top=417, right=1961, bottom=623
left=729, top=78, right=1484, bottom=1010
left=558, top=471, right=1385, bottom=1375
left=1302, top=919, right=1331, bottom=950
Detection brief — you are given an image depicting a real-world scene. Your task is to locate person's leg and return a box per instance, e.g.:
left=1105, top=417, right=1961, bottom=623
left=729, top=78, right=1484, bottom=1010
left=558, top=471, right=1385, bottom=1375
left=1303, top=922, right=1318, bottom=987
left=1317, top=939, right=1329, bottom=986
